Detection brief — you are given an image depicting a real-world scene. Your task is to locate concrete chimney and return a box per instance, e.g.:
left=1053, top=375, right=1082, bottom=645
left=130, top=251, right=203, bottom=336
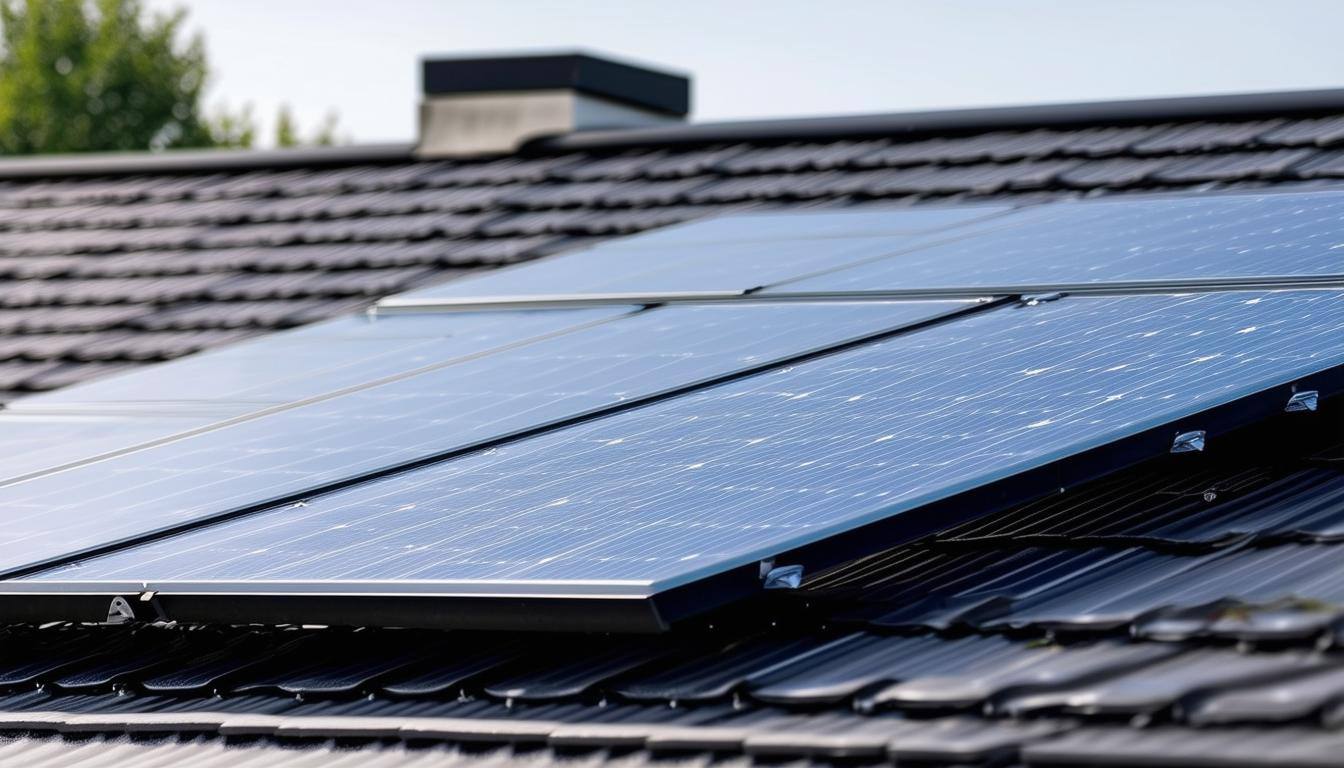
left=417, top=51, right=691, bottom=158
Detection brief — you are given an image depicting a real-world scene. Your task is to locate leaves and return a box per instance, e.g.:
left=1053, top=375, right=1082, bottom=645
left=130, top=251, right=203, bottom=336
left=274, top=104, right=342, bottom=148
left=0, top=0, right=240, bottom=153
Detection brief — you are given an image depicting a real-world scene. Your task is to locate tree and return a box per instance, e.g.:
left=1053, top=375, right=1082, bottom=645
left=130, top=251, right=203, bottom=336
left=275, top=105, right=342, bottom=148
left=274, top=104, right=298, bottom=149
left=0, top=0, right=251, bottom=153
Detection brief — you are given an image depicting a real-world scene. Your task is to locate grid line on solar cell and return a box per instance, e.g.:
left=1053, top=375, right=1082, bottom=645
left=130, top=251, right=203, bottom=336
left=27, top=290, right=1344, bottom=594
left=774, top=191, right=1344, bottom=293
left=0, top=300, right=980, bottom=576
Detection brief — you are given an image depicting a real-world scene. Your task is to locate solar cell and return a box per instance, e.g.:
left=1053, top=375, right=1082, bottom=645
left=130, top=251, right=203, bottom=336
left=24, top=290, right=1344, bottom=606
left=0, top=308, right=629, bottom=484
left=777, top=191, right=1344, bottom=293
left=392, top=205, right=1013, bottom=300
left=0, top=300, right=977, bottom=575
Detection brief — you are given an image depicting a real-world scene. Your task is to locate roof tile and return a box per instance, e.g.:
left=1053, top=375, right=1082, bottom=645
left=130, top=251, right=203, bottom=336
left=1260, top=115, right=1344, bottom=147
left=1130, top=119, right=1285, bottom=154
left=1150, top=148, right=1315, bottom=183
left=1055, top=156, right=1174, bottom=188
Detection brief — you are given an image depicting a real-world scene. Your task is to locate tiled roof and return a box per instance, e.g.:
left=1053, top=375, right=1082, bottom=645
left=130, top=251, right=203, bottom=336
left=0, top=423, right=1337, bottom=765
left=6, top=90, right=1344, bottom=766
left=0, top=93, right=1343, bottom=398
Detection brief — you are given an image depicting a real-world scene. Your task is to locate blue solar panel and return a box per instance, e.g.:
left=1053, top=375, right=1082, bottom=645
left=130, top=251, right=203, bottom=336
left=13, top=310, right=620, bottom=411
left=394, top=205, right=1012, bottom=300
left=777, top=191, right=1344, bottom=292
left=26, top=289, right=1344, bottom=595
left=0, top=300, right=973, bottom=574
left=0, top=308, right=628, bottom=484
left=621, top=205, right=1011, bottom=246
left=0, top=414, right=213, bottom=483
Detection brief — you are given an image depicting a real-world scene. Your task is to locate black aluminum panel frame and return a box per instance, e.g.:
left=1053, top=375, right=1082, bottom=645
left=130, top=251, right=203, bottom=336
left=1, top=367, right=1337, bottom=633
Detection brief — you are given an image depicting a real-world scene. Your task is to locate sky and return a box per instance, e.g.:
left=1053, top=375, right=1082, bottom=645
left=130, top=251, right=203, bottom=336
left=149, top=0, right=1344, bottom=146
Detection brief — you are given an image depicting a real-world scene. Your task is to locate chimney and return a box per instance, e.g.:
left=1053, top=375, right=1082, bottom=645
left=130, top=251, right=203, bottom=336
left=416, top=51, right=690, bottom=157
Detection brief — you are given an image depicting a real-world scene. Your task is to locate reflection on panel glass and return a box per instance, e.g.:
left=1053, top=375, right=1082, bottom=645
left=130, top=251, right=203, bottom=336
left=0, top=308, right=628, bottom=483
left=780, top=191, right=1344, bottom=292
left=396, top=205, right=1013, bottom=300
left=0, top=300, right=974, bottom=574
left=31, top=290, right=1344, bottom=595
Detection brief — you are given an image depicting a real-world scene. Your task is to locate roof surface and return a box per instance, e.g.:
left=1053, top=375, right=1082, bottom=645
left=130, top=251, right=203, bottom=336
left=0, top=421, right=1341, bottom=766
left=3, top=90, right=1344, bottom=766
left=0, top=90, right=1342, bottom=399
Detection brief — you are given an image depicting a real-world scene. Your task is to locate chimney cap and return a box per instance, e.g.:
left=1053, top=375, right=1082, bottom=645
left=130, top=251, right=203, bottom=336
left=421, top=50, right=690, bottom=117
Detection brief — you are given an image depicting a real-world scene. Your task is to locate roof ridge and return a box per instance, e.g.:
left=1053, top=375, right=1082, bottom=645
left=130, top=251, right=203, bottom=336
left=0, top=142, right=415, bottom=181
left=0, top=87, right=1340, bottom=180
left=534, top=87, right=1344, bottom=152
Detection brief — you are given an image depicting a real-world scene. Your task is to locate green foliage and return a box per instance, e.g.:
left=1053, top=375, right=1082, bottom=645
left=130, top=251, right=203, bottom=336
left=207, top=102, right=255, bottom=149
left=274, top=104, right=341, bottom=148
left=274, top=104, right=298, bottom=148
left=0, top=0, right=251, bottom=153
left=310, top=110, right=340, bottom=146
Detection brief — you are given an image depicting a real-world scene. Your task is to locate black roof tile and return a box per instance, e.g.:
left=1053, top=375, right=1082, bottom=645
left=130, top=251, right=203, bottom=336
left=1185, top=666, right=1344, bottom=726
left=1151, top=148, right=1316, bottom=183
left=129, top=297, right=373, bottom=331
left=869, top=641, right=1178, bottom=713
left=999, top=649, right=1324, bottom=717
left=714, top=140, right=888, bottom=174
left=1289, top=149, right=1344, bottom=178
left=1261, top=115, right=1344, bottom=147
left=638, top=145, right=752, bottom=178
left=1130, top=119, right=1286, bottom=154
left=1023, top=725, right=1344, bottom=767
left=498, top=180, right=628, bottom=210
left=1054, top=155, right=1175, bottom=188
left=0, top=96, right=1332, bottom=397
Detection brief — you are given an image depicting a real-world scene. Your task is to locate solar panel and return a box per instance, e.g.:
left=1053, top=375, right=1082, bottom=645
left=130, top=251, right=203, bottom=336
left=392, top=205, right=1013, bottom=300
left=0, top=414, right=213, bottom=483
left=11, top=309, right=621, bottom=411
left=0, top=299, right=977, bottom=575
left=23, top=290, right=1344, bottom=615
left=776, top=191, right=1344, bottom=293
left=0, top=308, right=630, bottom=484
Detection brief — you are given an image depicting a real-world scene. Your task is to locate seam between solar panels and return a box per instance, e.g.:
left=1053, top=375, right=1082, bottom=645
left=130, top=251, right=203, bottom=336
left=0, top=309, right=644, bottom=489
left=0, top=296, right=1014, bottom=582
left=372, top=275, right=1344, bottom=314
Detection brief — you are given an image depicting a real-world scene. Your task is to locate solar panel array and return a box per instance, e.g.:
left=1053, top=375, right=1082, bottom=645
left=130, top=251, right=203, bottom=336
left=0, top=300, right=980, bottom=573
left=3, top=189, right=1344, bottom=629
left=34, top=289, right=1344, bottom=592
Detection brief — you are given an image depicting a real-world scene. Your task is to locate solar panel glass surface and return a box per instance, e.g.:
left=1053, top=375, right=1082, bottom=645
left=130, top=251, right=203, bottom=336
left=0, top=308, right=630, bottom=484
left=27, top=290, right=1344, bottom=595
left=777, top=192, right=1344, bottom=293
left=0, top=300, right=976, bottom=575
left=393, top=206, right=1013, bottom=300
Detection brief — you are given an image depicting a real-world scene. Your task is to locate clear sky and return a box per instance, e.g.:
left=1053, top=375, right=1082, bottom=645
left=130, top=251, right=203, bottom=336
left=150, top=0, right=1344, bottom=146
